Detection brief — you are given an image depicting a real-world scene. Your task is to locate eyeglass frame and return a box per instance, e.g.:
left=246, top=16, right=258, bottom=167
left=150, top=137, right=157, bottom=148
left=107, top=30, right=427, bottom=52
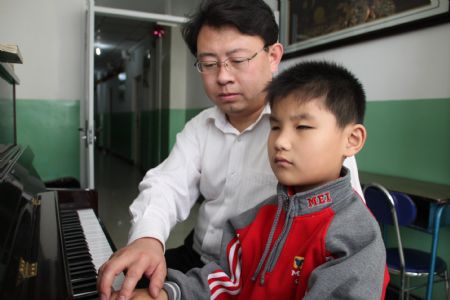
left=194, top=46, right=269, bottom=74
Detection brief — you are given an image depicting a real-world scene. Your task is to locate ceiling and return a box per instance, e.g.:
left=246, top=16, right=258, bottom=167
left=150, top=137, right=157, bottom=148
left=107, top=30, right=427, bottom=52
left=93, top=0, right=202, bottom=75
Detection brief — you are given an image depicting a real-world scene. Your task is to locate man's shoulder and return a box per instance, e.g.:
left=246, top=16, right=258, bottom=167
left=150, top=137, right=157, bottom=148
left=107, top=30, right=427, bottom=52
left=178, top=106, right=217, bottom=136
left=187, top=106, right=218, bottom=123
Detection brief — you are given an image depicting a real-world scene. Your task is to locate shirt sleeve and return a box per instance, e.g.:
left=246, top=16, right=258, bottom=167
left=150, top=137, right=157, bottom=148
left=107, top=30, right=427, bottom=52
left=343, top=156, right=364, bottom=201
left=127, top=116, right=204, bottom=248
left=304, top=199, right=389, bottom=299
left=163, top=220, right=241, bottom=300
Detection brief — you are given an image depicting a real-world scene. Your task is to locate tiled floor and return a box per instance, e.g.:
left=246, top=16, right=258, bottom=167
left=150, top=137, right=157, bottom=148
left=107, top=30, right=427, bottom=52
left=94, top=149, right=198, bottom=250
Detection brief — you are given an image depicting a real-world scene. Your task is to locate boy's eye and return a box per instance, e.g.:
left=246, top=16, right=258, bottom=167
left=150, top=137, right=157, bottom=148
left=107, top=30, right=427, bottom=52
left=296, top=125, right=312, bottom=130
left=270, top=125, right=280, bottom=131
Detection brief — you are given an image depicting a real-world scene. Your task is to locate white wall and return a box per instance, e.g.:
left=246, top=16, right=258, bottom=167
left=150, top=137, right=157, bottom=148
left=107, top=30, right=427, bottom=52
left=0, top=0, right=85, bottom=101
left=169, top=27, right=189, bottom=109
left=280, top=23, right=450, bottom=102
left=94, top=0, right=203, bottom=16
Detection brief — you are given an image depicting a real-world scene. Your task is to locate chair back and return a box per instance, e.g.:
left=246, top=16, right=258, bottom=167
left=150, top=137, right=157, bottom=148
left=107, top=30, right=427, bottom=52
left=363, top=183, right=417, bottom=226
left=391, top=191, right=417, bottom=226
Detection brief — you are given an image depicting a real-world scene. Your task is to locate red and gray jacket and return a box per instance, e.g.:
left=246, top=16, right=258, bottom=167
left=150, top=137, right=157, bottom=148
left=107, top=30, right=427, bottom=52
left=163, top=168, right=390, bottom=299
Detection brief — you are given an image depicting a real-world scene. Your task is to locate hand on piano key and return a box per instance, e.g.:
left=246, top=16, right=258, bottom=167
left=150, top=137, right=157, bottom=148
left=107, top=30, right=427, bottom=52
left=97, top=236, right=167, bottom=300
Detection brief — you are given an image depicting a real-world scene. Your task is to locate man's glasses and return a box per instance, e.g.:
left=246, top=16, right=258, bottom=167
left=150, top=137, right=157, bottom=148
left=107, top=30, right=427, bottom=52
left=194, top=47, right=268, bottom=74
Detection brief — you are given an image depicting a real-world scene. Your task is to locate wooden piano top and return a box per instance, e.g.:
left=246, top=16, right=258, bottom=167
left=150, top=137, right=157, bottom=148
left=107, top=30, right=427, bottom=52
left=359, top=171, right=450, bottom=204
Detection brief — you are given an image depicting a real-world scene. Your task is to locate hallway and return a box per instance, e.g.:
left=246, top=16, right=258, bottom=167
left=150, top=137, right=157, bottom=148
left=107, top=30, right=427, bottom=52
left=94, top=149, right=198, bottom=250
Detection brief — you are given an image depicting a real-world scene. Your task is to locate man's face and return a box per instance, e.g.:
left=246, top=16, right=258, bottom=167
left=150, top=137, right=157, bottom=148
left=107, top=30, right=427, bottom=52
left=268, top=95, right=348, bottom=192
left=196, top=25, right=280, bottom=128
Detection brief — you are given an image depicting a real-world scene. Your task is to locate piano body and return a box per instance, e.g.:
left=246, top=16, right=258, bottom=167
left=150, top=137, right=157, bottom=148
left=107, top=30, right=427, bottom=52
left=0, top=144, right=124, bottom=299
left=0, top=49, right=124, bottom=299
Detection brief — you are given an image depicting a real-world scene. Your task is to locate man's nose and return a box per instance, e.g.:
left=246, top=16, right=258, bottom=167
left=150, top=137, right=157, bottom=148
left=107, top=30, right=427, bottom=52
left=216, top=62, right=234, bottom=84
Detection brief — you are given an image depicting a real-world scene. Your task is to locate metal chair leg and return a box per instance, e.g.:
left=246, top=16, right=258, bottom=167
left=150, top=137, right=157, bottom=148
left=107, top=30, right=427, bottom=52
left=399, top=272, right=406, bottom=300
left=405, top=276, right=410, bottom=300
left=444, top=270, right=450, bottom=300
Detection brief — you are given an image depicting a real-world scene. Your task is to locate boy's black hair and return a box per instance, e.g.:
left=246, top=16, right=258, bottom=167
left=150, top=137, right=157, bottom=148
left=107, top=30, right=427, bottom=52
left=181, top=0, right=278, bottom=56
left=266, top=61, right=366, bottom=127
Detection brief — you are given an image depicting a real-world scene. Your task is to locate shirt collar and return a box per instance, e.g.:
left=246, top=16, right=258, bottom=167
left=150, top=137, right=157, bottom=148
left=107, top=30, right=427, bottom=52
left=208, top=103, right=271, bottom=134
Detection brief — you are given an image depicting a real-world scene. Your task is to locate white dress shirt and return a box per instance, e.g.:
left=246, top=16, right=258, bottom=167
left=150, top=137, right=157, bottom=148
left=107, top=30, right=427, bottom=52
left=128, top=104, right=364, bottom=262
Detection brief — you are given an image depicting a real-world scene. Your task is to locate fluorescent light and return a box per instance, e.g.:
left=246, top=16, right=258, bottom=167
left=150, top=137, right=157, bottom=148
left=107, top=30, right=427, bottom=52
left=118, top=72, right=126, bottom=81
left=95, top=47, right=101, bottom=56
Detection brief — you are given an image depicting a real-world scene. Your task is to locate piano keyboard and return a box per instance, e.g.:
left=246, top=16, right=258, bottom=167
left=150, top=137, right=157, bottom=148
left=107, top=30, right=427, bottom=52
left=60, top=208, right=125, bottom=299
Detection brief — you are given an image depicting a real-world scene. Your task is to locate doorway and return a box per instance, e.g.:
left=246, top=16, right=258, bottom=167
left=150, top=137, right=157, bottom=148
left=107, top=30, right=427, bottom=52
left=82, top=3, right=187, bottom=188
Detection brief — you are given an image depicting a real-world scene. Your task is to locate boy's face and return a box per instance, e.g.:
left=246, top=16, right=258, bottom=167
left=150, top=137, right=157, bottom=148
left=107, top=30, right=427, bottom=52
left=268, top=95, right=350, bottom=192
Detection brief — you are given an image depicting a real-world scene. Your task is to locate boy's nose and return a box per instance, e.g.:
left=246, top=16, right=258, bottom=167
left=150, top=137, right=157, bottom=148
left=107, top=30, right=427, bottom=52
left=274, top=131, right=290, bottom=151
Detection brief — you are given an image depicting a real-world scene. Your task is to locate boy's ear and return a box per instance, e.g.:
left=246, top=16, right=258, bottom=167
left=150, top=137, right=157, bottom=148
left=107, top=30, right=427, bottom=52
left=343, top=124, right=366, bottom=157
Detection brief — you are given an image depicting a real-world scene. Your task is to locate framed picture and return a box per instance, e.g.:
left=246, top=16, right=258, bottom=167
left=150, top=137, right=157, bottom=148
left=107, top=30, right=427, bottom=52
left=279, top=0, right=450, bottom=57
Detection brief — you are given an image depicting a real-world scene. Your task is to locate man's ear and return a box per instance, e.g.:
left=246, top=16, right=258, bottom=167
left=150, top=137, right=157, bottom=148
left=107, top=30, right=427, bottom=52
left=268, top=42, right=284, bottom=73
left=343, top=124, right=366, bottom=157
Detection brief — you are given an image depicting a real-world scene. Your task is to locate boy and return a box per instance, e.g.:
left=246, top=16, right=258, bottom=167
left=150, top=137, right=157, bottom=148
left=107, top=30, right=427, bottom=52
left=116, top=60, right=389, bottom=300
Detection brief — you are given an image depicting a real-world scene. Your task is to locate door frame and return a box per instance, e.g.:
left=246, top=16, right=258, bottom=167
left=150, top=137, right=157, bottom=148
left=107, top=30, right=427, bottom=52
left=81, top=1, right=187, bottom=188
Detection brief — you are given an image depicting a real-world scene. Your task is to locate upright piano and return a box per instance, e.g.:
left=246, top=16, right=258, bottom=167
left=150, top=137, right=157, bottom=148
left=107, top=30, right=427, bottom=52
left=0, top=58, right=123, bottom=299
left=0, top=144, right=124, bottom=299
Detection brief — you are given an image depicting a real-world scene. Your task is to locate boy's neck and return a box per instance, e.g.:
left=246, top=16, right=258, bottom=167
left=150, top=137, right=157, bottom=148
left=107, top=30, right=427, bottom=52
left=291, top=169, right=345, bottom=194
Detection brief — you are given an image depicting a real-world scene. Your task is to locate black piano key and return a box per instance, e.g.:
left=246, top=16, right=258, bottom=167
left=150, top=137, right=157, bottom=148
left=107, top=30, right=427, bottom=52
left=68, top=262, right=94, bottom=271
left=70, top=269, right=97, bottom=280
left=63, top=232, right=85, bottom=239
left=61, top=224, right=82, bottom=231
left=65, top=244, right=89, bottom=252
left=67, top=251, right=93, bottom=260
left=67, top=260, right=95, bottom=270
left=72, top=278, right=98, bottom=298
left=73, top=278, right=97, bottom=288
left=61, top=217, right=80, bottom=224
left=64, top=238, right=87, bottom=245
left=73, top=284, right=98, bottom=299
left=65, top=244, right=88, bottom=252
left=69, top=265, right=96, bottom=274
left=67, top=252, right=92, bottom=261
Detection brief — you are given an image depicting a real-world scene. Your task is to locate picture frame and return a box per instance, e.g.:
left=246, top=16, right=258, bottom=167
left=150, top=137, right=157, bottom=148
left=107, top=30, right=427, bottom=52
left=279, top=0, right=450, bottom=57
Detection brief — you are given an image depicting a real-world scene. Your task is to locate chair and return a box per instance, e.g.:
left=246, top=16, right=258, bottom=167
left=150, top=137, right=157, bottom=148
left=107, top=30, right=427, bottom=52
left=363, top=183, right=450, bottom=300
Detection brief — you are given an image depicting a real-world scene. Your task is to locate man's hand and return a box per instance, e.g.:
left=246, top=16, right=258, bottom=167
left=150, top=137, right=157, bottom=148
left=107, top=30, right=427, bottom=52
left=110, top=289, right=169, bottom=300
left=97, top=238, right=167, bottom=300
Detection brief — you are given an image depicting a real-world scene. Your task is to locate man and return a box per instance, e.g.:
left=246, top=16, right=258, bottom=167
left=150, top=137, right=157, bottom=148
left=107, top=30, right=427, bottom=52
left=97, top=1, right=364, bottom=300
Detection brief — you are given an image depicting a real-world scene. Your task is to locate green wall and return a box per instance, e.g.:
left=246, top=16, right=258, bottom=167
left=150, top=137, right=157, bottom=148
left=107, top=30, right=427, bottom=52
left=16, top=98, right=450, bottom=187
left=16, top=99, right=80, bottom=182
left=358, top=98, right=450, bottom=186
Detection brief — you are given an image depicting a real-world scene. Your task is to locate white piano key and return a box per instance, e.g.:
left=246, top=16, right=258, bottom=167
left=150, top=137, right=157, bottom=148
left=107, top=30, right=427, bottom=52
left=77, top=209, right=125, bottom=291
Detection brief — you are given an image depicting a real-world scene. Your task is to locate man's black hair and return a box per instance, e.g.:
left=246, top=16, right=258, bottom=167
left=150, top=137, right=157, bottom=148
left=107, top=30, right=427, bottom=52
left=181, top=0, right=278, bottom=56
left=266, top=61, right=366, bottom=126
